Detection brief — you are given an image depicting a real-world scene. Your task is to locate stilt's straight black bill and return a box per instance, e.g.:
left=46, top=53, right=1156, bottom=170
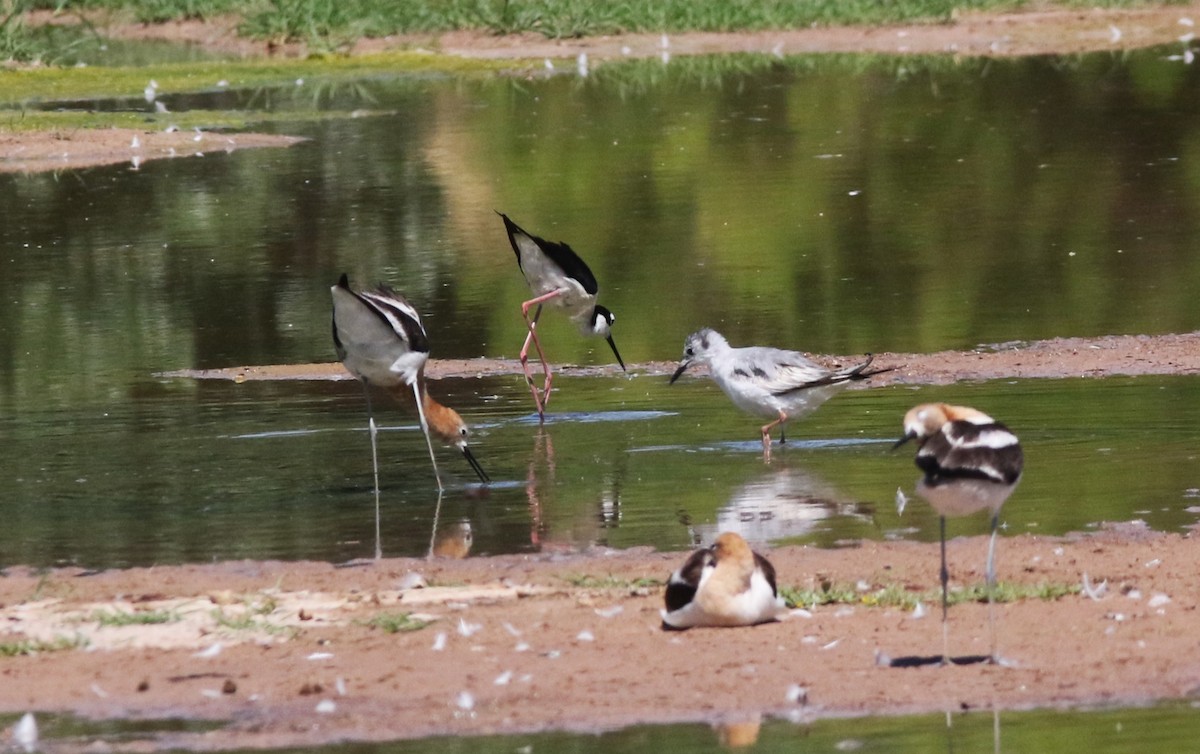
left=606, top=335, right=627, bottom=372
left=462, top=446, right=490, bottom=483
left=892, top=431, right=916, bottom=450
left=669, top=360, right=691, bottom=384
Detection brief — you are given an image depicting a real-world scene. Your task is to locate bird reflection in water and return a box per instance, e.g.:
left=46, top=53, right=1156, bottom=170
left=429, top=519, right=473, bottom=559
left=714, top=714, right=762, bottom=749
left=524, top=427, right=627, bottom=551
left=691, top=466, right=870, bottom=546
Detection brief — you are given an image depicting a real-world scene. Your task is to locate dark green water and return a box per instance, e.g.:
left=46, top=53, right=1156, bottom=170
left=3, top=49, right=1200, bottom=567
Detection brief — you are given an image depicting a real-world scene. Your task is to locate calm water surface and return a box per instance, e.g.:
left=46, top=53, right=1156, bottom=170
left=11, top=701, right=1200, bottom=752
left=3, top=48, right=1200, bottom=567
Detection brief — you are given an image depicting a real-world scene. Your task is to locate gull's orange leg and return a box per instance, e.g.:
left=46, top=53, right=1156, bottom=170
left=759, top=410, right=788, bottom=463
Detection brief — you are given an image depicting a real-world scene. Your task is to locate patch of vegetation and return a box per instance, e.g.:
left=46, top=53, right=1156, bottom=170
left=781, top=580, right=1080, bottom=610
left=1, top=0, right=38, bottom=63
left=359, top=611, right=430, bottom=634
left=5, top=0, right=1192, bottom=62
left=91, top=608, right=180, bottom=626
left=210, top=594, right=292, bottom=635
left=0, top=635, right=88, bottom=656
left=0, top=50, right=509, bottom=106
left=562, top=573, right=662, bottom=590
left=211, top=607, right=291, bottom=634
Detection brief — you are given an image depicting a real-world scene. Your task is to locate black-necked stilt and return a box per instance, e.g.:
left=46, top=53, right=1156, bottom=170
left=662, top=531, right=787, bottom=630
left=894, top=403, right=1024, bottom=665
left=499, top=213, right=625, bottom=420
left=331, top=274, right=489, bottom=504
left=669, top=328, right=893, bottom=460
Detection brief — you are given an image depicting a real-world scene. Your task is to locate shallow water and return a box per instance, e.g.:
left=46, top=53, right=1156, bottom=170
left=3, top=370, right=1199, bottom=567
left=3, top=48, right=1200, bottom=567
left=9, top=701, right=1200, bottom=752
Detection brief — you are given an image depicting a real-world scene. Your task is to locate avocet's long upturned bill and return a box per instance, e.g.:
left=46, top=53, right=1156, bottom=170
left=331, top=274, right=489, bottom=494
left=662, top=531, right=787, bottom=630
left=669, top=328, right=892, bottom=459
left=895, top=403, right=1023, bottom=665
left=499, top=213, right=625, bottom=420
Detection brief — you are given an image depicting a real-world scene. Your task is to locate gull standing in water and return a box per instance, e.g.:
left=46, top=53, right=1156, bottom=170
left=670, top=328, right=892, bottom=460
left=895, top=403, right=1023, bottom=664
left=499, top=213, right=625, bottom=420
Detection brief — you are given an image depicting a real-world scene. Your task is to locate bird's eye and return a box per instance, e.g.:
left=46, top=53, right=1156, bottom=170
left=685, top=347, right=694, bottom=356
left=460, top=427, right=469, bottom=437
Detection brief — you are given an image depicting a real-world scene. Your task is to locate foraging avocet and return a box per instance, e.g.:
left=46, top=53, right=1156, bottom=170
left=331, top=274, right=489, bottom=496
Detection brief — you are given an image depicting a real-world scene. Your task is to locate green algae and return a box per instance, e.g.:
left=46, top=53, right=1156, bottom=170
left=0, top=50, right=528, bottom=109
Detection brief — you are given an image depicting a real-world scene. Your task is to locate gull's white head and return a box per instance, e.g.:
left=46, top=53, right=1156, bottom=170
left=669, top=329, right=728, bottom=384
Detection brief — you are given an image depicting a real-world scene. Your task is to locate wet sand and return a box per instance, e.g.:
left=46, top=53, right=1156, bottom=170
left=2, top=525, right=1198, bottom=750
left=160, top=331, right=1200, bottom=384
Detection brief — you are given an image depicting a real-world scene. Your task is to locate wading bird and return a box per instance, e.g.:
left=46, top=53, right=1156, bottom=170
left=895, top=403, right=1023, bottom=664
left=662, top=531, right=787, bottom=630
left=669, top=328, right=892, bottom=460
left=499, top=213, right=625, bottom=420
left=331, top=274, right=489, bottom=502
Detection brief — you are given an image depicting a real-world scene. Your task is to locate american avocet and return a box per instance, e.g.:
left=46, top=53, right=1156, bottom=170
left=331, top=274, right=489, bottom=500
left=499, top=213, right=625, bottom=420
left=669, top=328, right=892, bottom=460
left=895, top=403, right=1023, bottom=664
left=662, top=531, right=787, bottom=630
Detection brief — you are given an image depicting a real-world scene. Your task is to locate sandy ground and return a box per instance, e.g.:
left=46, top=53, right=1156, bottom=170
left=160, top=331, right=1200, bottom=384
left=2, top=526, right=1198, bottom=751
left=4, top=332, right=1200, bottom=750
left=0, top=131, right=305, bottom=175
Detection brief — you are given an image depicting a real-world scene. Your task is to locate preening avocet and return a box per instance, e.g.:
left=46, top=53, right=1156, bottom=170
left=499, top=213, right=625, bottom=420
left=662, top=531, right=787, bottom=630
left=895, top=403, right=1023, bottom=665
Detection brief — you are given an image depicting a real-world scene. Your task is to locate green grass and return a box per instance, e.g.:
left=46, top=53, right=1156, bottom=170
left=1, top=0, right=37, bottom=62
left=780, top=580, right=1081, bottom=611
left=210, top=595, right=292, bottom=634
left=229, top=0, right=1200, bottom=42
left=359, top=611, right=430, bottom=634
left=91, top=608, right=180, bottom=626
left=10, top=0, right=1195, bottom=59
left=0, top=635, right=88, bottom=656
left=562, top=573, right=663, bottom=590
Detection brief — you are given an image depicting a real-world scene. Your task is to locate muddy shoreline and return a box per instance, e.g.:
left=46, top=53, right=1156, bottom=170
left=2, top=526, right=1198, bottom=751
left=159, top=331, right=1200, bottom=384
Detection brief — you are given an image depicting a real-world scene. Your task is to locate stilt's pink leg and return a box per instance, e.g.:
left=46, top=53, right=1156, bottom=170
left=519, top=291, right=562, bottom=419
left=519, top=324, right=546, bottom=418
